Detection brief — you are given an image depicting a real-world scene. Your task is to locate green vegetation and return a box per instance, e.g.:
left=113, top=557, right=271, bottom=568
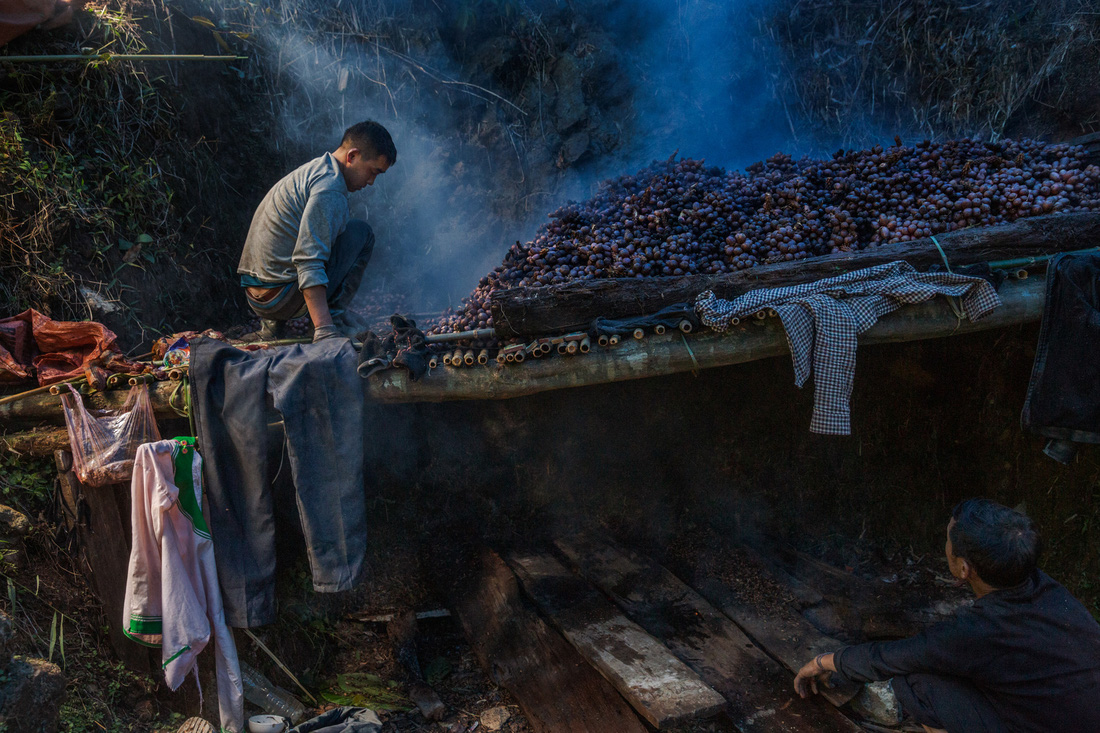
left=768, top=0, right=1100, bottom=143
left=0, top=453, right=54, bottom=517
left=0, top=2, right=182, bottom=322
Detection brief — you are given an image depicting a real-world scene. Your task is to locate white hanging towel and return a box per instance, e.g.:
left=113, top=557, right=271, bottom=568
left=123, top=437, right=244, bottom=732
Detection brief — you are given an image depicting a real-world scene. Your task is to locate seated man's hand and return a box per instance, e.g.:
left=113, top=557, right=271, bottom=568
left=793, top=654, right=834, bottom=698
left=312, top=324, right=345, bottom=343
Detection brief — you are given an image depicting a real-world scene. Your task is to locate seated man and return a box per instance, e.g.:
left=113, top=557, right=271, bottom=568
left=796, top=497, right=1095, bottom=730
left=238, top=120, right=396, bottom=342
left=794, top=498, right=1100, bottom=733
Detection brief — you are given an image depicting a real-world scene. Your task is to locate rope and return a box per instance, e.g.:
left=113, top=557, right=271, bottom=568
left=930, top=235, right=953, bottom=272
left=680, top=333, right=700, bottom=376
left=930, top=235, right=966, bottom=322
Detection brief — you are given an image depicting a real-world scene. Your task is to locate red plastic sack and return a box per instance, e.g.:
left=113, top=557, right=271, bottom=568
left=0, top=309, right=134, bottom=386
left=60, top=383, right=161, bottom=487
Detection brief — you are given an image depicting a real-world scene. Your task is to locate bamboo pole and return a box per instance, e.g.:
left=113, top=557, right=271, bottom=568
left=365, top=275, right=1045, bottom=403
left=0, top=53, right=246, bottom=63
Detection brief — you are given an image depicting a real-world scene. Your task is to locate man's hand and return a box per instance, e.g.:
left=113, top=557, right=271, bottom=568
left=312, top=324, right=344, bottom=343
left=793, top=653, right=836, bottom=698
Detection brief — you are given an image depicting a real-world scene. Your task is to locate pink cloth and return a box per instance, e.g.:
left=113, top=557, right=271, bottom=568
left=124, top=440, right=244, bottom=732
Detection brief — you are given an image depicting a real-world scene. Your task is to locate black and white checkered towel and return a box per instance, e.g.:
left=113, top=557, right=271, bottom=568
left=695, top=261, right=1002, bottom=435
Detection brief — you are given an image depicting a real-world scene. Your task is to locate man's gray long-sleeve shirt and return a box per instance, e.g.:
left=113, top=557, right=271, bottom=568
left=238, top=153, right=351, bottom=291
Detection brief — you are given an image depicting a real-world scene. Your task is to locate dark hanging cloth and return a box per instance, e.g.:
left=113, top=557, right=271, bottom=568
left=1021, top=251, right=1100, bottom=463
left=189, top=337, right=366, bottom=627
left=589, top=303, right=701, bottom=337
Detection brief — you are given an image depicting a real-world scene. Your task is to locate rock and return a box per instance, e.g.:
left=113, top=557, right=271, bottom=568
left=135, top=695, right=158, bottom=721
left=479, top=706, right=511, bottom=731
left=801, top=604, right=846, bottom=636
left=850, top=680, right=902, bottom=725
left=0, top=611, right=12, bottom=664
left=558, top=131, right=590, bottom=168
left=0, top=504, right=30, bottom=571
left=552, top=55, right=586, bottom=131
left=0, top=656, right=66, bottom=733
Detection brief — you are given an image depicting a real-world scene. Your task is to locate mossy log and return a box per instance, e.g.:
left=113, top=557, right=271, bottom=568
left=0, top=427, right=72, bottom=456
left=489, top=211, right=1094, bottom=337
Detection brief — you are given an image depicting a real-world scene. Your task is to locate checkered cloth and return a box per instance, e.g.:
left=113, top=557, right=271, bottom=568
left=695, top=261, right=1003, bottom=435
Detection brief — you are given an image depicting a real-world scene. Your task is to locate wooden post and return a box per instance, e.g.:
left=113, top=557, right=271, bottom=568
left=53, top=450, right=151, bottom=675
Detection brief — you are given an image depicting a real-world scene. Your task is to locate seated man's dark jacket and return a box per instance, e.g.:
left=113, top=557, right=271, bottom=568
left=834, top=570, right=1100, bottom=733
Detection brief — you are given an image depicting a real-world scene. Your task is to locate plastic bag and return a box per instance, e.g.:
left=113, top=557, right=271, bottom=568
left=60, top=384, right=162, bottom=486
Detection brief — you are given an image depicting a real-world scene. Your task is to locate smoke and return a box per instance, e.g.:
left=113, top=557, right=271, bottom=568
left=249, top=0, right=815, bottom=316
left=599, top=0, right=804, bottom=171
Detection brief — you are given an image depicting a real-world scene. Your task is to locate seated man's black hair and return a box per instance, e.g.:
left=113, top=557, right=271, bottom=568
left=950, top=498, right=1040, bottom=588
left=342, top=120, right=397, bottom=165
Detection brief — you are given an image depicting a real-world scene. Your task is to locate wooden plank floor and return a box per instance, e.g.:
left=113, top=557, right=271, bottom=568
left=555, top=534, right=862, bottom=733
left=433, top=547, right=649, bottom=733
left=507, top=551, right=727, bottom=729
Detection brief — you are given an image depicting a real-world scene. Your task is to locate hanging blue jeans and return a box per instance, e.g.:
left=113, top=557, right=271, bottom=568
left=189, top=337, right=366, bottom=627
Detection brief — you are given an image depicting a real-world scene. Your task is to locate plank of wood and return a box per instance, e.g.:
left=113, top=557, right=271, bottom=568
left=432, top=546, right=648, bottom=733
left=507, top=551, right=727, bottom=729
left=367, top=273, right=1043, bottom=403
left=554, top=535, right=861, bottom=733
left=761, top=545, right=946, bottom=640
left=489, top=211, right=1098, bottom=337
left=691, top=576, right=860, bottom=707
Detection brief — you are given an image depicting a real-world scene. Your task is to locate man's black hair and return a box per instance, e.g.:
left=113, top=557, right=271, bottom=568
left=341, top=121, right=397, bottom=165
left=950, top=498, right=1040, bottom=588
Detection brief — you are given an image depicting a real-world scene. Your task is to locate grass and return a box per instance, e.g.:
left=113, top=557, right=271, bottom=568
left=0, top=453, right=55, bottom=517
left=765, top=0, right=1100, bottom=145
left=0, top=0, right=220, bottom=329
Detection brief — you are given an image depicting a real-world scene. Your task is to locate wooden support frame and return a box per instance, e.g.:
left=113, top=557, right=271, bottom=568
left=554, top=534, right=861, bottom=731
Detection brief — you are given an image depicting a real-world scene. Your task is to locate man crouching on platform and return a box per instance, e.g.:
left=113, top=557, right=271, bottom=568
left=238, top=120, right=396, bottom=343
left=794, top=498, right=1100, bottom=733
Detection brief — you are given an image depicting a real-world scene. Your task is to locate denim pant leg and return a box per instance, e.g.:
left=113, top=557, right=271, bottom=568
left=267, top=339, right=366, bottom=593
left=190, top=339, right=280, bottom=628
left=325, top=219, right=375, bottom=320
left=893, top=673, right=1007, bottom=733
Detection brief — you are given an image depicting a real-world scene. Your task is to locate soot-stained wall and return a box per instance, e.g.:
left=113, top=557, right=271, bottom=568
left=364, top=323, right=1099, bottom=613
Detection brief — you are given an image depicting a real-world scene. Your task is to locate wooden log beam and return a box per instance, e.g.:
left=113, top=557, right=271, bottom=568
left=0, top=427, right=71, bottom=456
left=507, top=551, right=727, bottom=729
left=0, top=381, right=184, bottom=426
left=489, top=211, right=1095, bottom=337
left=432, top=546, right=649, bottom=733
left=1, top=275, right=1045, bottom=416
left=554, top=535, right=860, bottom=731
left=368, top=274, right=1044, bottom=403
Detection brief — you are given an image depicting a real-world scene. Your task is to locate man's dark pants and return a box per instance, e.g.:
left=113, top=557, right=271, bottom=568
left=894, top=673, right=1007, bottom=732
left=245, top=219, right=374, bottom=325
